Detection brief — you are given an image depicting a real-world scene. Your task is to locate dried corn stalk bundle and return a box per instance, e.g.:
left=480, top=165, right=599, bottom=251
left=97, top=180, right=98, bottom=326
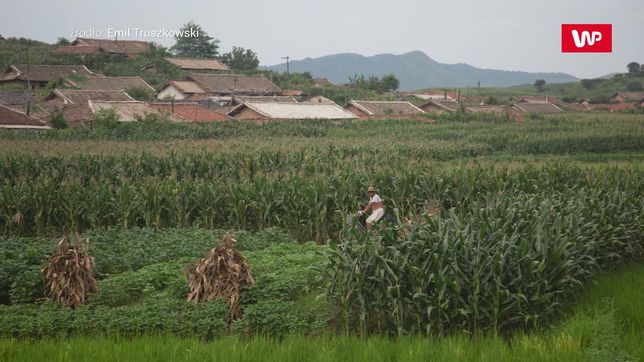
left=185, top=234, right=255, bottom=319
left=41, top=234, right=98, bottom=308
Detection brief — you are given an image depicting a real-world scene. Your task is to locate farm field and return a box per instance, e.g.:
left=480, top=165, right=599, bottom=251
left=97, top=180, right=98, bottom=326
left=1, top=263, right=641, bottom=362
left=0, top=112, right=642, bottom=360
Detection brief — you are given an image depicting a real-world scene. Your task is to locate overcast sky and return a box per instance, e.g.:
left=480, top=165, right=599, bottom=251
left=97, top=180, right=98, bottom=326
left=1, top=0, right=642, bottom=79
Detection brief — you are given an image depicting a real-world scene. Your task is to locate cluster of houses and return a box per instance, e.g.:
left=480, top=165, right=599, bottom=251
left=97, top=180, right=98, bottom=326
left=1, top=38, right=643, bottom=130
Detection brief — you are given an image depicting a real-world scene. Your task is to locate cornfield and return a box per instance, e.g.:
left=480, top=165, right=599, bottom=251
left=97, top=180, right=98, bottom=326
left=1, top=151, right=642, bottom=243
left=328, top=188, right=643, bottom=335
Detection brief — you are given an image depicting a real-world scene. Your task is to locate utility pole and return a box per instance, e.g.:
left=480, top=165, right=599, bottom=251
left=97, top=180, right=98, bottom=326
left=26, top=42, right=31, bottom=116
left=229, top=76, right=237, bottom=111
left=281, top=56, right=290, bottom=76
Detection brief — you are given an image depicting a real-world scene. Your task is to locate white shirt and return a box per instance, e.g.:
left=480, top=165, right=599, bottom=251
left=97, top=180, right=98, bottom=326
left=369, top=194, right=382, bottom=204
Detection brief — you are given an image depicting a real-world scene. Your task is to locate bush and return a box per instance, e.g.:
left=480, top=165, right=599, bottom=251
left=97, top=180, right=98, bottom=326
left=50, top=114, right=68, bottom=129
left=0, top=299, right=228, bottom=339
left=92, top=108, right=120, bottom=129
left=126, top=86, right=153, bottom=101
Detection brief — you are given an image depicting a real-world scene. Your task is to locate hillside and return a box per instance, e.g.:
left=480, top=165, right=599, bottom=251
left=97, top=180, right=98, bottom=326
left=263, top=51, right=577, bottom=90
left=441, top=73, right=644, bottom=101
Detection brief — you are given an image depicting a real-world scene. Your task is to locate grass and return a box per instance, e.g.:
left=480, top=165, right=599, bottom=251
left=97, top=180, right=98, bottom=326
left=0, top=263, right=641, bottom=362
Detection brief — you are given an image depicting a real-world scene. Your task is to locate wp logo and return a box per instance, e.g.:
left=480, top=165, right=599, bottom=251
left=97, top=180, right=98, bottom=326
left=562, top=24, right=612, bottom=53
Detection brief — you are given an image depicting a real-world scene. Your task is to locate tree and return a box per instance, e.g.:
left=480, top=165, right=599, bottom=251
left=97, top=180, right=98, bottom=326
left=170, top=21, right=219, bottom=58
left=626, top=82, right=642, bottom=91
left=627, top=62, right=641, bottom=74
left=219, top=47, right=259, bottom=71
left=580, top=79, right=595, bottom=90
left=534, top=79, right=546, bottom=91
left=379, top=74, right=400, bottom=92
left=56, top=37, right=70, bottom=46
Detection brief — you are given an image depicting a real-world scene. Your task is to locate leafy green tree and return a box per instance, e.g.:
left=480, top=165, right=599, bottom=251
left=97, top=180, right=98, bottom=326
left=219, top=47, right=259, bottom=71
left=56, top=37, right=70, bottom=46
left=170, top=22, right=219, bottom=58
left=627, top=62, right=640, bottom=74
left=534, top=79, right=546, bottom=91
left=379, top=74, right=399, bottom=92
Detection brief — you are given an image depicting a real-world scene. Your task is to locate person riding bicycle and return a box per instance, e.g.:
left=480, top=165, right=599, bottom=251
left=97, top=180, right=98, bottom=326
left=358, top=186, right=384, bottom=230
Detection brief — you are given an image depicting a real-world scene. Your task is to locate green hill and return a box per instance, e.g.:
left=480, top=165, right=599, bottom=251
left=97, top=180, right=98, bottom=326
left=440, top=74, right=644, bottom=102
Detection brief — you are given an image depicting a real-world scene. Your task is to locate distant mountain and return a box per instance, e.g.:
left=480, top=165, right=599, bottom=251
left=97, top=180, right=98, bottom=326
left=263, top=51, right=577, bottom=90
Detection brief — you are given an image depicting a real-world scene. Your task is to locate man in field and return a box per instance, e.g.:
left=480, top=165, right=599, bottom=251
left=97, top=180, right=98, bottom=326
left=358, top=186, right=384, bottom=230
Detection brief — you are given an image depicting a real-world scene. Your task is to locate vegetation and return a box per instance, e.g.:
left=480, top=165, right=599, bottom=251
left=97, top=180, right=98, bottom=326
left=220, top=47, right=260, bottom=71
left=0, top=114, right=641, bottom=360
left=0, top=263, right=641, bottom=361
left=431, top=73, right=644, bottom=101
left=170, top=21, right=220, bottom=58
left=534, top=79, right=546, bottom=91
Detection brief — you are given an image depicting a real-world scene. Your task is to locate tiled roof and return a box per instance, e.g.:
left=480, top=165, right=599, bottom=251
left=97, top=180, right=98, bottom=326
left=149, top=102, right=230, bottom=122
left=72, top=38, right=151, bottom=55
left=0, top=92, right=31, bottom=106
left=347, top=100, right=424, bottom=116
left=0, top=104, right=50, bottom=129
left=68, top=76, right=155, bottom=91
left=188, top=74, right=281, bottom=95
left=230, top=102, right=358, bottom=120
left=165, top=57, right=229, bottom=71
left=89, top=101, right=180, bottom=122
left=2, top=64, right=94, bottom=82
left=48, top=89, right=134, bottom=104
left=513, top=102, right=562, bottom=114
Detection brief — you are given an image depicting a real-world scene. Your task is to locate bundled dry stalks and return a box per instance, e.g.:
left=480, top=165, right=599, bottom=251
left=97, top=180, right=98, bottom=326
left=41, top=234, right=98, bottom=308
left=185, top=234, right=255, bottom=319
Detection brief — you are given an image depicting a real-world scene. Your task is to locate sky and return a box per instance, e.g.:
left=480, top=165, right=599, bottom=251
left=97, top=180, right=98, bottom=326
left=1, top=0, right=642, bottom=79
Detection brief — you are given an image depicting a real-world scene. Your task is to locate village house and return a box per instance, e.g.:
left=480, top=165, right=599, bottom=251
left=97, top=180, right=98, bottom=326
left=89, top=101, right=183, bottom=122
left=344, top=100, right=425, bottom=119
left=0, top=92, right=32, bottom=108
left=164, top=58, right=229, bottom=72
left=561, top=100, right=593, bottom=112
left=514, top=95, right=561, bottom=105
left=228, top=102, right=358, bottom=120
left=512, top=101, right=562, bottom=114
left=54, top=38, right=151, bottom=58
left=156, top=80, right=206, bottom=100
left=149, top=102, right=230, bottom=122
left=465, top=105, right=511, bottom=115
left=412, top=91, right=456, bottom=101
left=39, top=89, right=135, bottom=115
left=0, top=64, right=94, bottom=90
left=418, top=99, right=460, bottom=114
left=301, top=95, right=335, bottom=104
left=610, top=92, right=644, bottom=103
left=65, top=76, right=155, bottom=93
left=231, top=95, right=298, bottom=106
left=157, top=74, right=282, bottom=100
left=0, top=104, right=50, bottom=130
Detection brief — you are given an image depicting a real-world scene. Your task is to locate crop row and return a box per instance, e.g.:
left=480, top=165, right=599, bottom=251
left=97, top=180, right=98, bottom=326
left=2, top=165, right=641, bottom=242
